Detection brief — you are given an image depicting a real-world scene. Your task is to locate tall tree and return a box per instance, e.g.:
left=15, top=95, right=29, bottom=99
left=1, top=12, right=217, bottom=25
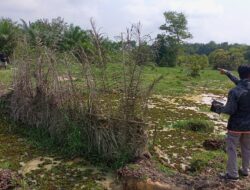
left=155, top=11, right=192, bottom=67
left=160, top=11, right=192, bottom=44
left=153, top=34, right=178, bottom=67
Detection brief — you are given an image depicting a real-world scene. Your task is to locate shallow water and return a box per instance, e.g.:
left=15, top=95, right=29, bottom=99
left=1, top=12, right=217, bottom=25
left=0, top=119, right=119, bottom=190
left=148, top=93, right=228, bottom=171
left=0, top=92, right=229, bottom=188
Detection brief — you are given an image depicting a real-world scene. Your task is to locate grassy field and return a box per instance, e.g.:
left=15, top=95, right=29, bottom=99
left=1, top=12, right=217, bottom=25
left=143, top=67, right=235, bottom=95
left=0, top=64, right=236, bottom=177
left=1, top=64, right=236, bottom=96
left=0, top=68, right=13, bottom=85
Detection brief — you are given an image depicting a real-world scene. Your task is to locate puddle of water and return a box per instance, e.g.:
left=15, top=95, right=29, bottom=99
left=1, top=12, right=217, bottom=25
left=200, top=93, right=227, bottom=105
left=183, top=93, right=227, bottom=106
left=20, top=157, right=60, bottom=175
left=148, top=93, right=228, bottom=171
left=0, top=119, right=120, bottom=190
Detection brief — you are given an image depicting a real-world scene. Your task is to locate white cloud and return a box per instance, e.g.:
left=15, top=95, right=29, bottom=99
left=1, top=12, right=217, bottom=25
left=2, top=0, right=39, bottom=11
left=171, top=0, right=223, bottom=17
left=1, top=0, right=250, bottom=43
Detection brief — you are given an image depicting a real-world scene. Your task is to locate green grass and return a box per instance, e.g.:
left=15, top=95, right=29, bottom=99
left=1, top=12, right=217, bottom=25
left=143, top=67, right=236, bottom=95
left=156, top=162, right=176, bottom=176
left=190, top=150, right=227, bottom=173
left=90, top=64, right=235, bottom=95
left=0, top=67, right=13, bottom=85
left=0, top=64, right=235, bottom=96
left=171, top=119, right=214, bottom=133
left=0, top=161, right=12, bottom=169
left=49, top=62, right=236, bottom=96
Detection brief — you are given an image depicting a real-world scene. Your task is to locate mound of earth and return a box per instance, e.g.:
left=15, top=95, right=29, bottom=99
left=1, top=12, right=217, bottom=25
left=117, top=158, right=250, bottom=190
left=203, top=139, right=225, bottom=151
left=117, top=159, right=185, bottom=190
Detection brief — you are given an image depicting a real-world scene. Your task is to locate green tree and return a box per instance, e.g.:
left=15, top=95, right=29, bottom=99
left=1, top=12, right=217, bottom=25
left=228, top=48, right=246, bottom=67
left=160, top=11, right=192, bottom=44
left=209, top=49, right=230, bottom=69
left=153, top=34, right=178, bottom=67
left=209, top=48, right=245, bottom=70
left=155, top=11, right=192, bottom=67
left=244, top=48, right=250, bottom=64
left=60, top=24, right=92, bottom=52
left=179, top=54, right=209, bottom=77
left=0, top=18, right=18, bottom=56
left=21, top=17, right=67, bottom=50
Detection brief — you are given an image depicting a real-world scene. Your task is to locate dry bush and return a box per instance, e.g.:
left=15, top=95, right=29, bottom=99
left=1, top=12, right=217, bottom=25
left=10, top=22, right=161, bottom=163
left=11, top=39, right=76, bottom=141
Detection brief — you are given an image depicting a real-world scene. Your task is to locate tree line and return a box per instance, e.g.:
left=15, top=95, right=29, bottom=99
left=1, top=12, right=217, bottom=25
left=1, top=12, right=250, bottom=74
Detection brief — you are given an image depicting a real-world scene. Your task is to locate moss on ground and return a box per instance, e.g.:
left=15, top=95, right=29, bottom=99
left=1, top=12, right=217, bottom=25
left=0, top=117, right=112, bottom=190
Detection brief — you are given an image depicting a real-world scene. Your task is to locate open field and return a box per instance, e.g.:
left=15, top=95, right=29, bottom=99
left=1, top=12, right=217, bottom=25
left=55, top=63, right=235, bottom=96
left=1, top=65, right=249, bottom=189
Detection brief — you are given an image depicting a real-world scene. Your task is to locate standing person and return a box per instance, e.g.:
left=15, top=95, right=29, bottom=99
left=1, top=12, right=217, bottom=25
left=212, top=65, right=250, bottom=180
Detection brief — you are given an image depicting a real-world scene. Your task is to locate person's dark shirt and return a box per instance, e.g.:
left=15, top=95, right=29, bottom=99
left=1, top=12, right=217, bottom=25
left=214, top=79, right=250, bottom=132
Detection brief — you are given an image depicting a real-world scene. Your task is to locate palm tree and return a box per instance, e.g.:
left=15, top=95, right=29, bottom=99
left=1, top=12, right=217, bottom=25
left=0, top=18, right=18, bottom=56
left=60, top=24, right=92, bottom=52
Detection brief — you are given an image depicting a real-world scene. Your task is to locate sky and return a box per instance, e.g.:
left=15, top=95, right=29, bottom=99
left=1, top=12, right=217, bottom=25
left=1, top=0, right=250, bottom=44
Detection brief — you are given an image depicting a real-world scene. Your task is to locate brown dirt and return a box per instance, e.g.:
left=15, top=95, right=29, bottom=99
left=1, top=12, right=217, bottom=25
left=203, top=139, right=225, bottom=151
left=118, top=159, right=172, bottom=184
left=117, top=158, right=250, bottom=190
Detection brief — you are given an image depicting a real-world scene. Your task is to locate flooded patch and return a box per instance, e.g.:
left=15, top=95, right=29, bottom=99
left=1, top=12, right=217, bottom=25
left=200, top=93, right=227, bottom=105
left=147, top=93, right=228, bottom=171
left=0, top=118, right=119, bottom=190
left=20, top=157, right=60, bottom=175
left=0, top=90, right=230, bottom=188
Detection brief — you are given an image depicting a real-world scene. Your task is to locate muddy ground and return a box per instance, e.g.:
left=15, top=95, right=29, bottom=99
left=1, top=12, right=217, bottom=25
left=1, top=81, right=250, bottom=189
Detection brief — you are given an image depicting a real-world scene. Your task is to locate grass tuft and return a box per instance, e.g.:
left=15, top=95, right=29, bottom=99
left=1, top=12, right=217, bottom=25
left=172, top=119, right=214, bottom=133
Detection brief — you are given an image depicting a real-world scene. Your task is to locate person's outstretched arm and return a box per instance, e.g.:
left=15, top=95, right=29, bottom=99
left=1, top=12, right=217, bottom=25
left=218, top=68, right=240, bottom=85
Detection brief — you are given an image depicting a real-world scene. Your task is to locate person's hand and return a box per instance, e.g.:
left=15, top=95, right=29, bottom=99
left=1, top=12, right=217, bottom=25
left=218, top=68, right=227, bottom=75
left=211, top=100, right=223, bottom=113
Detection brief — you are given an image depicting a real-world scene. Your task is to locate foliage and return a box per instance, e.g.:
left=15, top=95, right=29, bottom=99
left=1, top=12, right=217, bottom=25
left=184, top=41, right=249, bottom=57
left=172, top=119, right=214, bottom=133
left=0, top=18, right=18, bottom=56
left=184, top=41, right=225, bottom=55
left=21, top=17, right=67, bottom=49
left=154, top=11, right=192, bottom=67
left=153, top=34, right=178, bottom=67
left=59, top=24, right=92, bottom=53
left=160, top=11, right=192, bottom=43
left=228, top=47, right=246, bottom=67
left=209, top=49, right=230, bottom=69
left=209, top=48, right=245, bottom=70
left=244, top=47, right=250, bottom=64
left=8, top=22, right=162, bottom=166
left=179, top=54, right=209, bottom=77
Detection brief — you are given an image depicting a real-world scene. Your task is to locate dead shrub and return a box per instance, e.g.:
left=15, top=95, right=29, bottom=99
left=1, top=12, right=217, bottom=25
left=9, top=21, right=161, bottom=163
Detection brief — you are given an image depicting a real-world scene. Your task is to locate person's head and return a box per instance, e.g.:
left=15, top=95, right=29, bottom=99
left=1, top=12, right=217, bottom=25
left=238, top=65, right=250, bottom=79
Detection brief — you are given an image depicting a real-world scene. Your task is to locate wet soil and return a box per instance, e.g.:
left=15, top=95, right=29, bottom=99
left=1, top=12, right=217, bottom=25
left=0, top=118, right=118, bottom=190
left=1, top=82, right=250, bottom=189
